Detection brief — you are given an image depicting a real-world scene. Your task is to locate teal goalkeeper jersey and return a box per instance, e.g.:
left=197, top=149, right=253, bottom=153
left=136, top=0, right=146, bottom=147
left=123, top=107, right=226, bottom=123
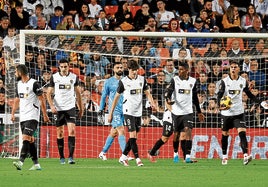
left=99, top=76, right=123, bottom=114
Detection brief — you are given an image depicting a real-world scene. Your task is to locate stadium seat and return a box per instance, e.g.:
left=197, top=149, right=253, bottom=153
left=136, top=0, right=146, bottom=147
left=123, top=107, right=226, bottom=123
left=51, top=66, right=58, bottom=73
left=104, top=5, right=118, bottom=16
left=149, top=67, right=164, bottom=74
left=157, top=48, right=170, bottom=67
left=69, top=67, right=80, bottom=76
left=137, top=67, right=145, bottom=75
left=146, top=78, right=155, bottom=84
left=129, top=6, right=141, bottom=17
left=192, top=48, right=208, bottom=57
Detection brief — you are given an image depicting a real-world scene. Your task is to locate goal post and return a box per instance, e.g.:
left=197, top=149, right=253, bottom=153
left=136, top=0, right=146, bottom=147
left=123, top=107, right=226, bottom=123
left=2, top=30, right=267, bottom=160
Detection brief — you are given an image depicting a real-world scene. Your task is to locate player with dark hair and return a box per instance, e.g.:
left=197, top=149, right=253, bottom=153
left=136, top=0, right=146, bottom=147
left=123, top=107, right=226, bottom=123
left=12, top=64, right=50, bottom=170
left=46, top=58, right=83, bottom=164
left=164, top=62, right=205, bottom=163
left=217, top=61, right=260, bottom=165
left=108, top=60, right=155, bottom=166
left=98, top=61, right=127, bottom=161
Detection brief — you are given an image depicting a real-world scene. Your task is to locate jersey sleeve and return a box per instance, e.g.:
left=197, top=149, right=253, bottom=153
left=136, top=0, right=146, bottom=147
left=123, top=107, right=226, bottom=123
left=33, top=81, right=43, bottom=96
left=74, top=75, right=80, bottom=86
left=217, top=80, right=225, bottom=106
left=143, top=77, right=150, bottom=92
left=164, top=78, right=175, bottom=100
left=192, top=82, right=201, bottom=113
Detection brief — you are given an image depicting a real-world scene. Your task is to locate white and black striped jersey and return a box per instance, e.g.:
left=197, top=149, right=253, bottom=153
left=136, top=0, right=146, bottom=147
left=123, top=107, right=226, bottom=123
left=17, top=78, right=43, bottom=122
left=117, top=75, right=149, bottom=117
left=49, top=72, right=79, bottom=111
left=165, top=76, right=201, bottom=115
left=217, top=75, right=258, bottom=116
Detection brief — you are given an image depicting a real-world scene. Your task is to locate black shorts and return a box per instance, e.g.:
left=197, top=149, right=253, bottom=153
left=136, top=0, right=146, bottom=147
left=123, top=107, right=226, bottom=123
left=172, top=113, right=194, bottom=133
left=20, top=120, right=38, bottom=136
left=54, top=108, right=76, bottom=127
left=221, top=113, right=246, bottom=131
left=124, top=114, right=141, bottom=132
left=162, top=121, right=173, bottom=137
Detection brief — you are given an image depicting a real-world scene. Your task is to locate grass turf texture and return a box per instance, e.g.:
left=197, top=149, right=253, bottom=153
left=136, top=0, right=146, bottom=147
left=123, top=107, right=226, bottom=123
left=0, top=158, right=267, bottom=187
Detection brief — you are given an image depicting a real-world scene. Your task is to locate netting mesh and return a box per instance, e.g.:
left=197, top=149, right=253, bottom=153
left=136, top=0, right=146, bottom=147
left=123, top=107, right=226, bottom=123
left=1, top=30, right=267, bottom=159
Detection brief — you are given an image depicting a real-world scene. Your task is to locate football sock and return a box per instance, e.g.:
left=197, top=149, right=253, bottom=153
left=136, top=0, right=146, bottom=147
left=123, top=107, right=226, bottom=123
left=129, top=138, right=139, bottom=159
left=180, top=140, right=186, bottom=160
left=68, top=136, right=75, bottom=158
left=173, top=140, right=179, bottom=153
left=123, top=139, right=131, bottom=156
left=57, top=138, right=64, bottom=159
left=102, top=136, right=114, bottom=153
left=118, top=135, right=126, bottom=152
left=185, top=140, right=192, bottom=155
left=29, top=142, right=38, bottom=164
left=20, top=140, right=30, bottom=163
left=221, top=135, right=229, bottom=155
left=150, top=138, right=164, bottom=156
left=239, top=131, right=248, bottom=154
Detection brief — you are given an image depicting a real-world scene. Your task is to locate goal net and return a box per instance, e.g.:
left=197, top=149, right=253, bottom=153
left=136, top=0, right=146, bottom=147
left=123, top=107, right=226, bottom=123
left=2, top=30, right=268, bottom=160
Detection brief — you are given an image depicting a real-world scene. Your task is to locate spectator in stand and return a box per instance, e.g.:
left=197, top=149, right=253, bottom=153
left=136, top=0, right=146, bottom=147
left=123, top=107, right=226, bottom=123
left=163, top=59, right=178, bottom=83
left=248, top=59, right=266, bottom=91
left=10, top=1, right=30, bottom=30
left=0, top=3, right=8, bottom=20
left=3, top=26, right=16, bottom=51
left=133, top=2, right=154, bottom=31
left=80, top=16, right=102, bottom=31
left=180, top=12, right=193, bottom=32
left=205, top=98, right=219, bottom=114
left=0, top=87, right=7, bottom=113
left=33, top=35, right=54, bottom=66
left=187, top=17, right=212, bottom=50
left=251, top=0, right=267, bottom=25
left=189, top=0, right=205, bottom=22
left=163, top=18, right=187, bottom=54
left=199, top=8, right=218, bottom=32
left=25, top=47, right=35, bottom=77
left=62, top=0, right=81, bottom=19
left=113, top=26, right=131, bottom=54
left=207, top=82, right=218, bottom=100
left=212, top=0, right=230, bottom=31
left=153, top=0, right=175, bottom=32
left=91, top=35, right=105, bottom=51
left=32, top=53, right=51, bottom=80
left=227, top=38, right=245, bottom=60
left=101, top=37, right=120, bottom=64
left=140, top=39, right=160, bottom=72
left=100, top=0, right=118, bottom=8
left=143, top=16, right=158, bottom=32
left=55, top=40, right=71, bottom=63
left=197, top=90, right=208, bottom=113
left=97, top=10, right=110, bottom=31
left=85, top=50, right=110, bottom=79
left=0, top=16, right=10, bottom=38
left=74, top=3, right=91, bottom=28
left=49, top=6, right=64, bottom=30
left=29, top=3, right=44, bottom=29
left=241, top=4, right=262, bottom=31
left=248, top=38, right=265, bottom=65
left=151, top=70, right=169, bottom=109
left=35, top=15, right=51, bottom=30
left=56, top=14, right=79, bottom=31
left=82, top=89, right=99, bottom=112
left=195, top=71, right=209, bottom=92
left=40, top=0, right=63, bottom=21
left=204, top=38, right=221, bottom=58
left=115, top=1, right=134, bottom=30
left=218, top=48, right=230, bottom=71
left=207, top=61, right=222, bottom=83
left=246, top=17, right=267, bottom=48
left=88, top=0, right=102, bottom=18
left=222, top=5, right=242, bottom=32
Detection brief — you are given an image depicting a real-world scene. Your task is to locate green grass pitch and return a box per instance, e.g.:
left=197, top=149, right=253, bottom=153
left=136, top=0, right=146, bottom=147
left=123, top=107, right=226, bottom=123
left=0, top=158, right=267, bottom=187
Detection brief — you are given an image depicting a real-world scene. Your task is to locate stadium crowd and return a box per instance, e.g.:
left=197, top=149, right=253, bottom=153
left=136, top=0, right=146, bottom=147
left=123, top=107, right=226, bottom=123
left=0, top=0, right=268, bottom=128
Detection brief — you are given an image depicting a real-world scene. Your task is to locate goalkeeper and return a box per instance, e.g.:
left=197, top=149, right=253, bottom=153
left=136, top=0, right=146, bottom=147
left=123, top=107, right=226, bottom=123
left=98, top=61, right=126, bottom=161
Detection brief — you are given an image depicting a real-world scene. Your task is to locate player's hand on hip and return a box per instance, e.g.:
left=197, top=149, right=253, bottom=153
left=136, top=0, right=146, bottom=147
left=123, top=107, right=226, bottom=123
left=43, top=115, right=50, bottom=123
left=78, top=109, right=84, bottom=119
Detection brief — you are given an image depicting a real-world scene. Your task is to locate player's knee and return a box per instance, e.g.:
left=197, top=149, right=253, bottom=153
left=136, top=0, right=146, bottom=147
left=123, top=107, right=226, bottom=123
left=222, top=131, right=229, bottom=136
left=161, top=136, right=169, bottom=143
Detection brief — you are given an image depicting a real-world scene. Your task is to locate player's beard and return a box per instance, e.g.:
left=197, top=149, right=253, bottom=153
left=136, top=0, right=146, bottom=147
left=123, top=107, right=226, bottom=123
left=116, top=71, right=123, bottom=76
left=16, top=76, right=22, bottom=81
